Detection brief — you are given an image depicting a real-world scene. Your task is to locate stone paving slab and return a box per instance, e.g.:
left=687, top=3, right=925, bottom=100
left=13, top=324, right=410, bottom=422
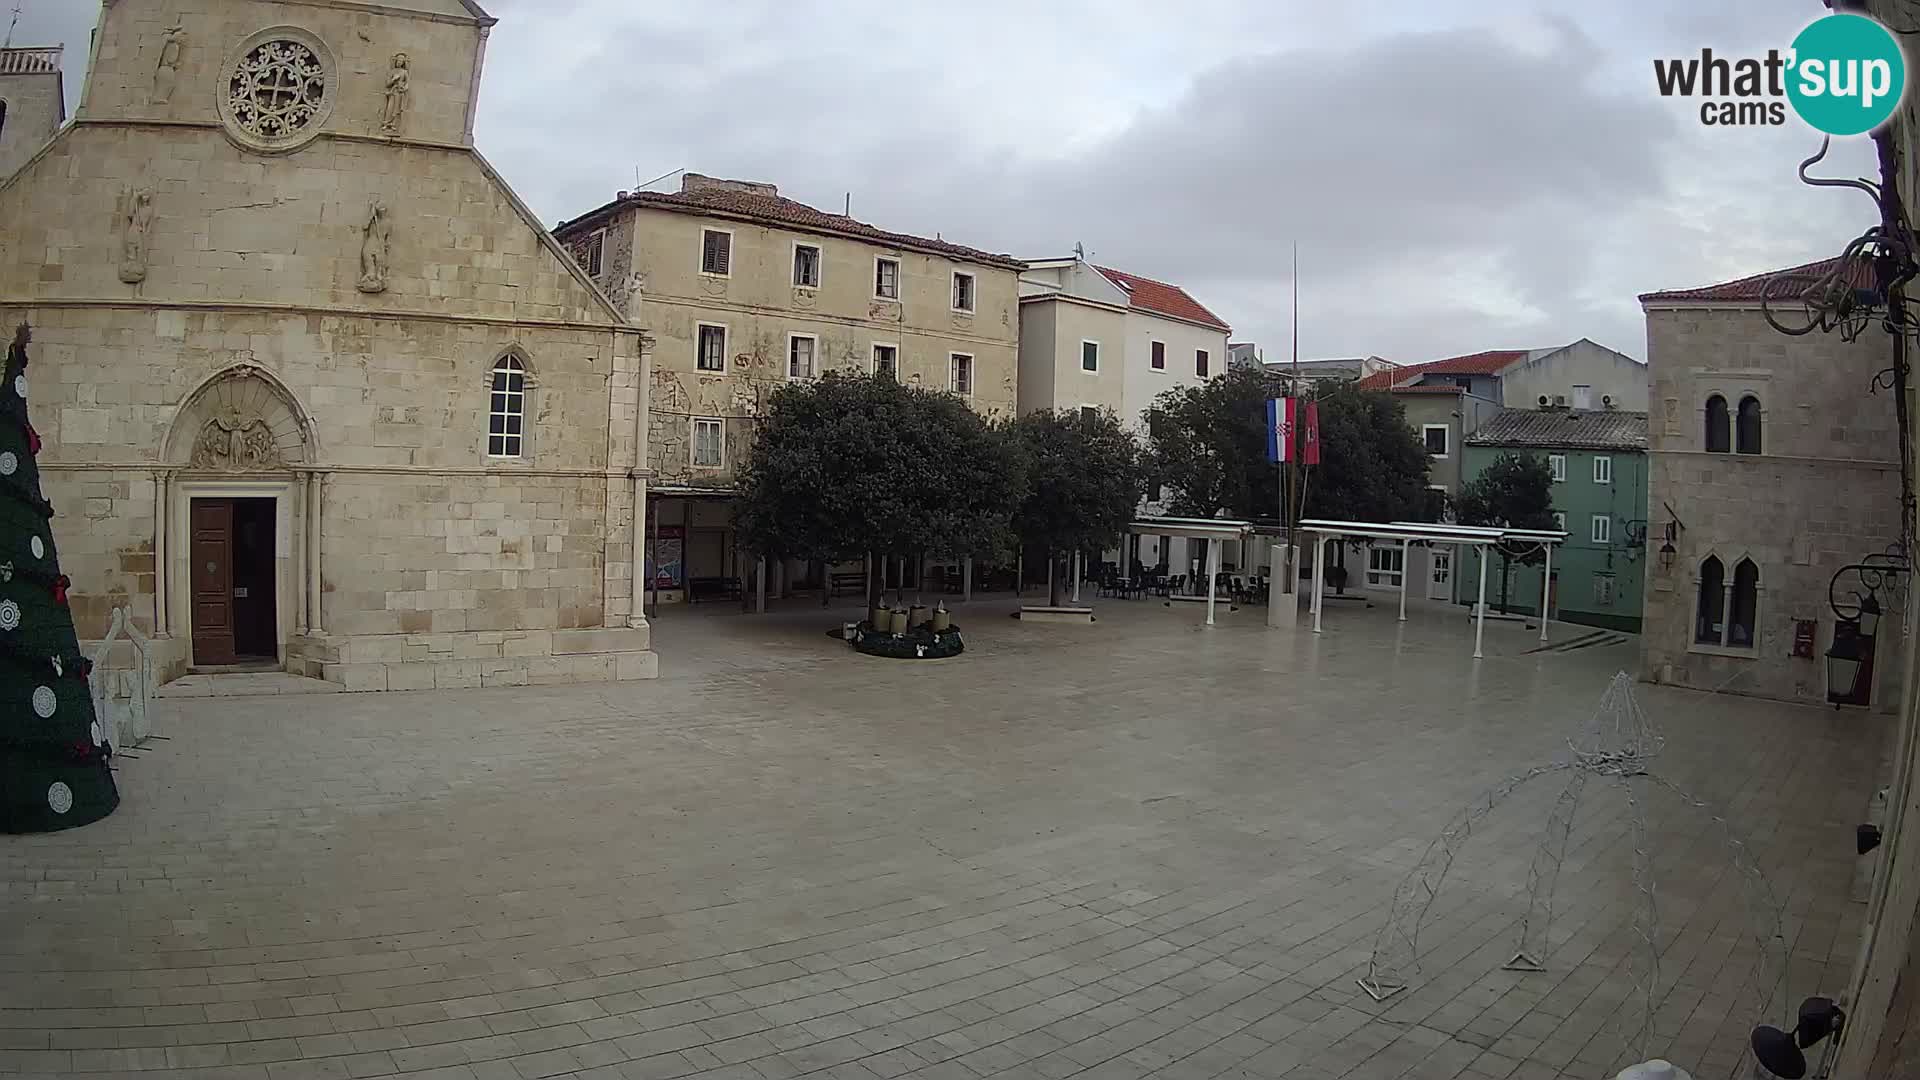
left=0, top=596, right=1885, bottom=1080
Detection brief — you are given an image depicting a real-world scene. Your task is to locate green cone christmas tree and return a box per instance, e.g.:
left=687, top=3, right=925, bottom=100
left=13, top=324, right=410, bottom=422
left=0, top=324, right=118, bottom=833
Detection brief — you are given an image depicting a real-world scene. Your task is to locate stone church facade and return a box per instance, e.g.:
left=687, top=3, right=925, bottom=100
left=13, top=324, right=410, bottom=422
left=0, top=0, right=657, bottom=690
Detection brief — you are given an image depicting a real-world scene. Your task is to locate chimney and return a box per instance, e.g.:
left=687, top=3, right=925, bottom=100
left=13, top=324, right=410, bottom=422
left=681, top=173, right=778, bottom=198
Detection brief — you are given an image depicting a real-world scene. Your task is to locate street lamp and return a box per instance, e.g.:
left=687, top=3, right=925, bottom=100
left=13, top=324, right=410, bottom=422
left=1857, top=592, right=1882, bottom=638
left=1658, top=540, right=1676, bottom=573
left=1826, top=624, right=1866, bottom=705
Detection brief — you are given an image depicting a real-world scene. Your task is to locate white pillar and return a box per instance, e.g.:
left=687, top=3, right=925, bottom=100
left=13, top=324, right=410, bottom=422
left=1398, top=538, right=1410, bottom=622
left=1474, top=544, right=1489, bottom=659
left=755, top=555, right=768, bottom=613
left=1072, top=550, right=1082, bottom=603
left=1539, top=543, right=1552, bottom=642
left=1205, top=538, right=1220, bottom=626
left=962, top=555, right=973, bottom=602
left=1311, top=535, right=1326, bottom=633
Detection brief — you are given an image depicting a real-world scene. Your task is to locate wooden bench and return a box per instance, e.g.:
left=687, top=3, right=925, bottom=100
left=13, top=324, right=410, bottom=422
left=829, top=572, right=867, bottom=597
left=687, top=576, right=742, bottom=602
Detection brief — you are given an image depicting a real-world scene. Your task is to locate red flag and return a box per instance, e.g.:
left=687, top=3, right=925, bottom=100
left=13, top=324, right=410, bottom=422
left=1302, top=402, right=1321, bottom=465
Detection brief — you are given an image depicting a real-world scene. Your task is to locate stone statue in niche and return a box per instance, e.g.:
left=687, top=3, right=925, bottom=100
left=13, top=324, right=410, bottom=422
left=190, top=410, right=281, bottom=471
left=379, top=53, right=410, bottom=135
left=151, top=24, right=186, bottom=105
left=357, top=198, right=390, bottom=293
left=118, top=187, right=155, bottom=285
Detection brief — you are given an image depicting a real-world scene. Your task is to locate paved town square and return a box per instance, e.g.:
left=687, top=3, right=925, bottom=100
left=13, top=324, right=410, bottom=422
left=0, top=601, right=1885, bottom=1080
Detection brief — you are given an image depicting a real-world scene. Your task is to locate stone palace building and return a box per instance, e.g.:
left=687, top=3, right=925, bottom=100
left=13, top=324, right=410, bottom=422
left=0, top=0, right=657, bottom=690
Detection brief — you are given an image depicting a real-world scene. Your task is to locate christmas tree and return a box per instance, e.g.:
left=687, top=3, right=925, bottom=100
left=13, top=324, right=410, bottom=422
left=0, top=324, right=118, bottom=833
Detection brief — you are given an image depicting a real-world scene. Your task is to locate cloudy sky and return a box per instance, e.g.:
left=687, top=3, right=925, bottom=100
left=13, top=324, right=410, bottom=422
left=14, top=0, right=1902, bottom=363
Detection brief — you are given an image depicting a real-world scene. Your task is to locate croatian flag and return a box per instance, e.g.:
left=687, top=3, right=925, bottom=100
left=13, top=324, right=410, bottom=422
left=1268, top=398, right=1321, bottom=465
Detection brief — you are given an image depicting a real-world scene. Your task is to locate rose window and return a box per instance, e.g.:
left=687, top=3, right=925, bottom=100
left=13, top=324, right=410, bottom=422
left=227, top=40, right=327, bottom=140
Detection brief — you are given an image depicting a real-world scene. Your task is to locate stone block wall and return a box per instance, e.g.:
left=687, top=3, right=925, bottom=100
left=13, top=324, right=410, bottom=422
left=1641, top=305, right=1902, bottom=705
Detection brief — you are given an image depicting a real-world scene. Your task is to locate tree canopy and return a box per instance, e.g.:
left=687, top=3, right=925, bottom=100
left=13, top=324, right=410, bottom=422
left=1142, top=368, right=1438, bottom=523
left=1008, top=408, right=1143, bottom=556
left=733, top=373, right=1023, bottom=565
left=1456, top=451, right=1557, bottom=611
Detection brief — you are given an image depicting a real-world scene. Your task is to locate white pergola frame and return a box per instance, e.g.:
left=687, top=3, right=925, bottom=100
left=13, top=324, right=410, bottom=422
left=1300, top=519, right=1566, bottom=658
left=1127, top=516, right=1255, bottom=626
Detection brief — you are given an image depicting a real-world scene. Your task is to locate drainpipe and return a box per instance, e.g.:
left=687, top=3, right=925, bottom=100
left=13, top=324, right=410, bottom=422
left=629, top=332, right=652, bottom=628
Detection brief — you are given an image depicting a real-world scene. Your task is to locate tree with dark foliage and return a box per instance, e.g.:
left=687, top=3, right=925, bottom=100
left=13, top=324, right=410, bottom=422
left=734, top=372, right=1023, bottom=605
left=1009, top=408, right=1143, bottom=605
left=1456, top=452, right=1557, bottom=613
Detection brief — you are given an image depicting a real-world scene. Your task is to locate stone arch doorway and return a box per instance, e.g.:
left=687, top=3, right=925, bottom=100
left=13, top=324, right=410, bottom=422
left=159, top=366, right=319, bottom=670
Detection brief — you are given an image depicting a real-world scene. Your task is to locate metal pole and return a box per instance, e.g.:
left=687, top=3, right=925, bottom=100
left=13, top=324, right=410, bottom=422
left=1205, top=539, right=1220, bottom=626
left=963, top=555, right=973, bottom=603
left=1398, top=538, right=1409, bottom=622
left=1312, top=534, right=1325, bottom=633
left=1072, top=550, right=1081, bottom=603
left=1475, top=544, right=1489, bottom=659
left=755, top=555, right=767, bottom=614
left=1539, top=543, right=1552, bottom=642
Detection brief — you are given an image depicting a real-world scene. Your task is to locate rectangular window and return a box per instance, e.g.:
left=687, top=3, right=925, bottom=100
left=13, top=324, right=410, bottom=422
left=696, top=323, right=727, bottom=373
left=872, top=343, right=897, bottom=379
left=1365, top=545, right=1404, bottom=587
left=1593, top=572, right=1615, bottom=606
left=488, top=357, right=526, bottom=458
left=1548, top=454, right=1567, bottom=482
left=1151, top=340, right=1166, bottom=371
left=1082, top=340, right=1100, bottom=372
left=1590, top=514, right=1611, bottom=544
left=1572, top=384, right=1593, bottom=410
left=1552, top=511, right=1567, bottom=532
left=1422, top=424, right=1449, bottom=457
left=950, top=352, right=973, bottom=395
left=951, top=271, right=976, bottom=312
left=1080, top=405, right=1100, bottom=424
left=788, top=334, right=816, bottom=379
left=1593, top=456, right=1613, bottom=484
left=1195, top=349, right=1210, bottom=377
left=792, top=243, right=821, bottom=289
left=691, top=418, right=724, bottom=468
left=874, top=257, right=900, bottom=300
left=700, top=228, right=731, bottom=276
left=577, top=230, right=604, bottom=277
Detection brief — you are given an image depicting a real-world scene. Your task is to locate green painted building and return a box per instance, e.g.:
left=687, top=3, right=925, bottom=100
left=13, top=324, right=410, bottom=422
left=1457, top=409, right=1650, bottom=633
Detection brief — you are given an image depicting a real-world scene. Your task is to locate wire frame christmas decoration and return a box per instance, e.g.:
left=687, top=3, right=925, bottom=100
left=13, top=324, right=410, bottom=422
left=1356, top=673, right=1788, bottom=1068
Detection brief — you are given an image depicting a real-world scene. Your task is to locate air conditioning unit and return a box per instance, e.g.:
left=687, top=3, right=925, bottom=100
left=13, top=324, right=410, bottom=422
left=1552, top=395, right=1567, bottom=407
left=1537, top=395, right=1550, bottom=406
left=1602, top=394, right=1615, bottom=408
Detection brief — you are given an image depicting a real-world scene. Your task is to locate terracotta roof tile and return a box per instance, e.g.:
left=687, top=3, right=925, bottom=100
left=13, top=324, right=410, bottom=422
left=1357, top=349, right=1528, bottom=390
left=1466, top=408, right=1649, bottom=451
left=559, top=188, right=1024, bottom=270
left=1638, top=256, right=1878, bottom=303
left=1093, top=266, right=1231, bottom=331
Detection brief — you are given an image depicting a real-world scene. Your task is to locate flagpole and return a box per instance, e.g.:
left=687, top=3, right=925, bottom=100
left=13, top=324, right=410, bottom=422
left=1288, top=242, right=1301, bottom=588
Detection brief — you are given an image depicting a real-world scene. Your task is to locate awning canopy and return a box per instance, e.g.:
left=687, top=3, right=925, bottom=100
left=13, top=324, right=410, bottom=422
left=1296, top=518, right=1565, bottom=659
left=1127, top=516, right=1255, bottom=541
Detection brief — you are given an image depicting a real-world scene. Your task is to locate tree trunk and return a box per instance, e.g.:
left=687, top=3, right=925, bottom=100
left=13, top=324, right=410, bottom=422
left=1497, top=553, right=1512, bottom=615
left=1048, top=549, right=1064, bottom=607
left=1334, top=542, right=1347, bottom=596
left=865, top=552, right=881, bottom=611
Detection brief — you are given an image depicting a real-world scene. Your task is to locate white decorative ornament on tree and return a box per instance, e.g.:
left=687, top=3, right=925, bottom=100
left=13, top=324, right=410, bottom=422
left=46, top=782, right=72, bottom=815
left=29, top=535, right=43, bottom=559
left=13, top=374, right=24, bottom=398
left=0, top=599, right=18, bottom=630
left=51, top=655, right=62, bottom=677
left=31, top=685, right=56, bottom=718
left=90, top=721, right=102, bottom=745
left=0, top=450, right=16, bottom=475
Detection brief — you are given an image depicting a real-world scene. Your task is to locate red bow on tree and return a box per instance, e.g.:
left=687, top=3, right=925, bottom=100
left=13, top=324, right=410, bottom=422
left=50, top=575, right=69, bottom=605
left=26, top=423, right=41, bottom=455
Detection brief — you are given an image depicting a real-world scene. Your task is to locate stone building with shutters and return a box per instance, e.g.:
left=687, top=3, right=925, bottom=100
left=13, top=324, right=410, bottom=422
left=0, top=45, right=66, bottom=183
left=1638, top=258, right=1901, bottom=708
left=0, top=0, right=656, bottom=690
left=553, top=174, right=1023, bottom=603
